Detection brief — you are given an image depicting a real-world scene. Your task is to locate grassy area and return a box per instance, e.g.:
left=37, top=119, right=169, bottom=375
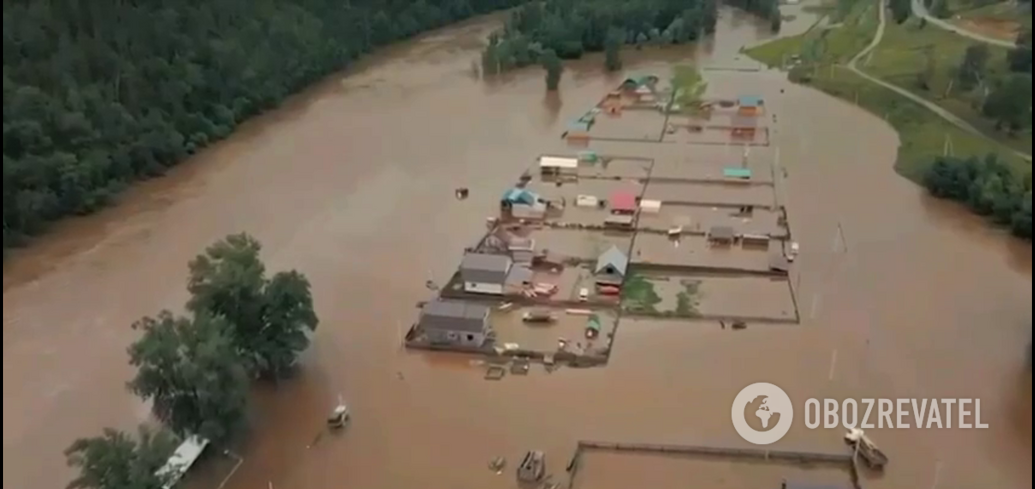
left=674, top=280, right=701, bottom=316
left=865, top=16, right=1031, bottom=154
left=947, top=0, right=1032, bottom=30
left=620, top=273, right=661, bottom=312
left=745, top=0, right=1030, bottom=182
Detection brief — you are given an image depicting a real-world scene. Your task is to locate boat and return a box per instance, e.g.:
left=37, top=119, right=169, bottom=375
left=327, top=396, right=349, bottom=429
left=844, top=428, right=888, bottom=470
left=516, top=450, right=546, bottom=482
left=522, top=309, right=555, bottom=323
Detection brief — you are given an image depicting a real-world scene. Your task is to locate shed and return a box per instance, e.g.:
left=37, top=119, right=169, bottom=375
left=723, top=167, right=752, bottom=179
left=604, top=214, right=635, bottom=229
left=539, top=156, right=578, bottom=173
left=610, top=190, right=637, bottom=213
left=418, top=299, right=491, bottom=346
left=158, top=436, right=209, bottom=489
left=708, top=225, right=735, bottom=243
left=460, top=252, right=513, bottom=294
left=594, top=245, right=629, bottom=278
left=639, top=199, right=662, bottom=213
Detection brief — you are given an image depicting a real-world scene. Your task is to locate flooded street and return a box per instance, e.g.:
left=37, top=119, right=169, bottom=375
left=3, top=5, right=1030, bottom=489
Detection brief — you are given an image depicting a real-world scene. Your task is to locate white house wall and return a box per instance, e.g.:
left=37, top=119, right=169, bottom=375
left=464, top=282, right=504, bottom=295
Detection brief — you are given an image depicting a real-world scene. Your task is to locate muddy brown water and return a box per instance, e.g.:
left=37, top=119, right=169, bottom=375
left=3, top=6, right=1030, bottom=489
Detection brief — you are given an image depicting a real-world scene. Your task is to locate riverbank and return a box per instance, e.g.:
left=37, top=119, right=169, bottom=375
left=745, top=0, right=1030, bottom=182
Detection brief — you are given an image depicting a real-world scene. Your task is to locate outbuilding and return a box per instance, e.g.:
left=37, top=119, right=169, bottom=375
left=539, top=156, right=578, bottom=176
left=594, top=245, right=628, bottom=285
left=610, top=190, right=638, bottom=214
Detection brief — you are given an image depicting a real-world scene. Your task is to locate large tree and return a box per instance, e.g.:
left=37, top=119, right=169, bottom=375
left=604, top=28, right=624, bottom=72
left=541, top=49, right=563, bottom=91
left=64, top=426, right=177, bottom=489
left=127, top=311, right=250, bottom=444
left=982, top=74, right=1032, bottom=134
left=186, top=233, right=318, bottom=377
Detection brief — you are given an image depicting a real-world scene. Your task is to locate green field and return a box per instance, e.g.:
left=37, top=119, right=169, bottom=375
left=745, top=0, right=1030, bottom=182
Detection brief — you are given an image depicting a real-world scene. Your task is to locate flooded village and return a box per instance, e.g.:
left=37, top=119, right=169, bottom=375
left=2, top=4, right=1031, bottom=489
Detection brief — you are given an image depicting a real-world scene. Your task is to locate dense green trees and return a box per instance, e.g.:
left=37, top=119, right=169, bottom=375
left=604, top=27, right=624, bottom=71
left=1009, top=29, right=1032, bottom=74
left=541, top=49, right=564, bottom=89
left=187, top=233, right=318, bottom=378
left=923, top=154, right=1032, bottom=239
left=64, top=427, right=176, bottom=489
left=957, top=44, right=990, bottom=89
left=480, top=0, right=719, bottom=73
left=982, top=74, right=1032, bottom=134
left=889, top=0, right=911, bottom=23
left=128, top=311, right=251, bottom=444
left=66, top=234, right=317, bottom=487
left=3, top=0, right=525, bottom=253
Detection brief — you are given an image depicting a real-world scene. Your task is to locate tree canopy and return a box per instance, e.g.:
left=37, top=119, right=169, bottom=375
left=923, top=154, right=1031, bottom=239
left=187, top=233, right=318, bottom=377
left=64, top=426, right=177, bottom=489
left=3, top=0, right=525, bottom=252
left=982, top=74, right=1032, bottom=134
left=127, top=311, right=250, bottom=444
left=480, top=0, right=720, bottom=74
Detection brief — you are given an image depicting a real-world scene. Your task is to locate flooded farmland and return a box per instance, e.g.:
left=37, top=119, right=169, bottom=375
left=2, top=4, right=1031, bottom=489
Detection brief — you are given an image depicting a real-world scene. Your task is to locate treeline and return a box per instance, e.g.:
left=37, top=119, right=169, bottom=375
left=923, top=154, right=1032, bottom=239
left=3, top=0, right=525, bottom=254
left=725, top=0, right=783, bottom=31
left=64, top=233, right=318, bottom=489
left=481, top=0, right=719, bottom=74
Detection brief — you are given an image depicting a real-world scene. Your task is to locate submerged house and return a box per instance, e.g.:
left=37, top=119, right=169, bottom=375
left=418, top=299, right=491, bottom=347
left=609, top=190, right=638, bottom=215
left=729, top=115, right=758, bottom=138
left=460, top=252, right=513, bottom=294
left=501, top=188, right=547, bottom=219
left=737, top=95, right=764, bottom=116
left=723, top=167, right=752, bottom=181
left=594, top=245, right=628, bottom=285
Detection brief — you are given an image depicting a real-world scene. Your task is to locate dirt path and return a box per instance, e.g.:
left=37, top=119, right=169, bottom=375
left=911, top=0, right=1018, bottom=48
left=849, top=0, right=1031, bottom=161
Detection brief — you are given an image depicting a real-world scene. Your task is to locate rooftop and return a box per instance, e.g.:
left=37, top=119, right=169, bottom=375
left=723, top=167, right=752, bottom=178
left=738, top=95, right=763, bottom=107
left=709, top=225, right=735, bottom=239
left=539, top=156, right=578, bottom=169
left=461, top=252, right=512, bottom=272
left=610, top=190, right=637, bottom=211
left=595, top=245, right=629, bottom=276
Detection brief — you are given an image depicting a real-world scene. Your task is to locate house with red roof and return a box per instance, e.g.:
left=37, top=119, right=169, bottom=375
left=609, top=190, right=637, bottom=215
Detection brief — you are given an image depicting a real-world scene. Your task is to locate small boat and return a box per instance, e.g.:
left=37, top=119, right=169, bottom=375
left=455, top=188, right=469, bottom=199
left=522, top=309, right=555, bottom=323
left=516, top=450, right=545, bottom=482
left=327, top=396, right=349, bottom=429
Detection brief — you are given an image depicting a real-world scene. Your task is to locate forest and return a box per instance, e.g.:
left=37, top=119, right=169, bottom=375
left=923, top=154, right=1032, bottom=240
left=3, top=0, right=525, bottom=254
left=480, top=0, right=732, bottom=74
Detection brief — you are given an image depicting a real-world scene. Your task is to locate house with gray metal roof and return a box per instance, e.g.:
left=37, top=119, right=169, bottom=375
left=418, top=299, right=491, bottom=347
left=594, top=245, right=628, bottom=284
left=460, top=252, right=513, bottom=295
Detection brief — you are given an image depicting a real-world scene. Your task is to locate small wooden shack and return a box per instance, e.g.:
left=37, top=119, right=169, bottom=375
left=737, top=95, right=763, bottom=116
left=604, top=214, right=635, bottom=230
left=708, top=225, right=735, bottom=244
left=539, top=156, right=578, bottom=176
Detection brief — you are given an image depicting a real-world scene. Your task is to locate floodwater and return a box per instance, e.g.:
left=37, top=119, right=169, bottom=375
left=3, top=4, right=1031, bottom=489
